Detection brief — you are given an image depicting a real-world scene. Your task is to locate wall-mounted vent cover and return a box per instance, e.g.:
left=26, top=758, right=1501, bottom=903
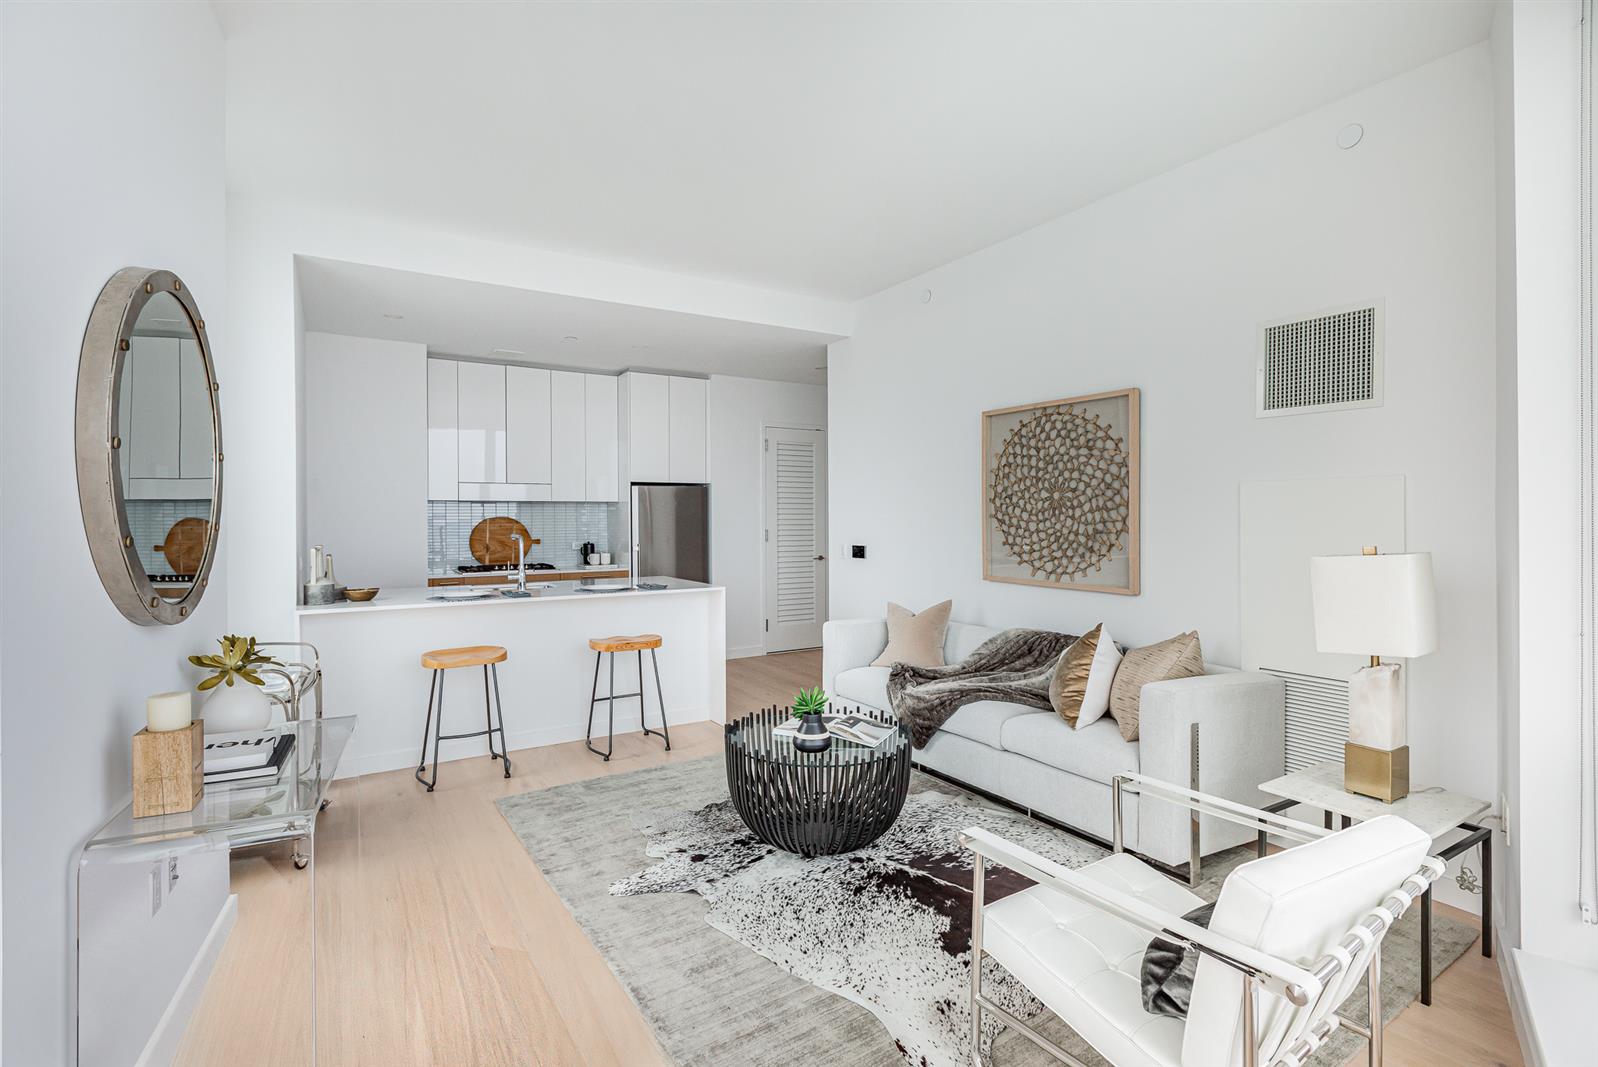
left=1256, top=302, right=1383, bottom=417
left=1260, top=668, right=1350, bottom=772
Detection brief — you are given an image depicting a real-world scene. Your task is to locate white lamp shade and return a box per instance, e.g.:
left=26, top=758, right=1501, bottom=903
left=1309, top=551, right=1437, bottom=658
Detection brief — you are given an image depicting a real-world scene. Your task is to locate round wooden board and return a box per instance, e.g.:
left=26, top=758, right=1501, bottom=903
left=157, top=517, right=210, bottom=574
left=469, top=516, right=538, bottom=564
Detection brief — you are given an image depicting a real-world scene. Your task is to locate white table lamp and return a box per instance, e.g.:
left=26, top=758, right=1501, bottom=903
left=1309, top=546, right=1436, bottom=801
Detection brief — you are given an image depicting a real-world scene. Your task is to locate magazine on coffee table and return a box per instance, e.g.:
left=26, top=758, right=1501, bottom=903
left=773, top=713, right=896, bottom=747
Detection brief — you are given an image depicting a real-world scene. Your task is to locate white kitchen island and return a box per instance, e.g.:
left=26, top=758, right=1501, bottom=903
left=296, top=578, right=725, bottom=777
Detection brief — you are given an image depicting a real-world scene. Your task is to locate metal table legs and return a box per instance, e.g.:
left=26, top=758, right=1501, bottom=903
left=1257, top=800, right=1493, bottom=1008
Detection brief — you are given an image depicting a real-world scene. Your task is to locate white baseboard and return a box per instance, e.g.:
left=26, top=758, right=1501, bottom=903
left=726, top=645, right=765, bottom=660
left=1498, top=945, right=1541, bottom=1067
left=136, top=893, right=237, bottom=1067
left=336, top=705, right=710, bottom=779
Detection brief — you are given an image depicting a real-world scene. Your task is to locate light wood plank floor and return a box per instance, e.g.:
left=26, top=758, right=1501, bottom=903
left=175, top=649, right=1519, bottom=1066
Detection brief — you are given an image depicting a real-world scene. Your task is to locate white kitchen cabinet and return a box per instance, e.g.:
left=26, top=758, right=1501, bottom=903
left=456, top=361, right=507, bottom=484
left=584, top=373, right=619, bottom=501
left=668, top=375, right=708, bottom=483
left=549, top=371, right=586, bottom=500
left=426, top=359, right=459, bottom=500
left=127, top=337, right=181, bottom=479
left=457, top=481, right=553, bottom=502
left=627, top=372, right=670, bottom=482
left=505, top=365, right=552, bottom=486
left=177, top=339, right=213, bottom=479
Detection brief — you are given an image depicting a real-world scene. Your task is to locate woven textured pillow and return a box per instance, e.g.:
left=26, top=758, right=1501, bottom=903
left=1108, top=631, right=1204, bottom=741
left=1049, top=624, right=1123, bottom=729
left=870, top=600, right=953, bottom=668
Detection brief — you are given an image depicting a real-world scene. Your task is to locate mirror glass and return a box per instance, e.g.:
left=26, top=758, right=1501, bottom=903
left=116, top=290, right=214, bottom=602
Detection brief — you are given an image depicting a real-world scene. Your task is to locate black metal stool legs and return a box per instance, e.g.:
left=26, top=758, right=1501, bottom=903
left=586, top=650, right=615, bottom=761
left=641, top=647, right=670, bottom=751
left=416, top=662, right=513, bottom=791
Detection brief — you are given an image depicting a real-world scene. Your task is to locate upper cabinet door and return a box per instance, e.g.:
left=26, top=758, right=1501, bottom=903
left=505, top=365, right=552, bottom=485
left=426, top=359, right=459, bottom=500
left=177, top=339, right=213, bottom=480
left=127, top=336, right=181, bottom=478
left=628, top=372, right=670, bottom=483
left=456, top=361, right=507, bottom=484
left=668, top=376, right=708, bottom=483
left=584, top=374, right=619, bottom=501
left=549, top=370, right=586, bottom=500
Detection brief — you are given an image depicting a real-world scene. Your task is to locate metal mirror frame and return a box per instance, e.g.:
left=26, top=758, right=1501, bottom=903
left=76, top=267, right=223, bottom=626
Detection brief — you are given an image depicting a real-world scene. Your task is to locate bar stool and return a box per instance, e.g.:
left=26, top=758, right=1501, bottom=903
left=586, top=634, right=670, bottom=761
left=416, top=645, right=512, bottom=791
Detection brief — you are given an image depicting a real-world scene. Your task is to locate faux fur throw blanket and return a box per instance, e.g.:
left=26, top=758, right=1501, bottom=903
left=887, top=628, right=1079, bottom=748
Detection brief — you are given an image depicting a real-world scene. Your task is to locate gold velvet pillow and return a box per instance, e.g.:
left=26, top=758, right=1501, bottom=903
left=870, top=600, right=953, bottom=668
left=1108, top=631, right=1204, bottom=741
left=1049, top=624, right=1122, bottom=729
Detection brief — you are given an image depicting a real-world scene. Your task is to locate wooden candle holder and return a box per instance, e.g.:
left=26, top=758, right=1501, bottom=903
left=132, top=721, right=204, bottom=818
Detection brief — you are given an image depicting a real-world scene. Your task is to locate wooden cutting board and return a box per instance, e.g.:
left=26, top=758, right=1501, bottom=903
left=157, top=517, right=210, bottom=574
left=469, top=517, right=540, bottom=565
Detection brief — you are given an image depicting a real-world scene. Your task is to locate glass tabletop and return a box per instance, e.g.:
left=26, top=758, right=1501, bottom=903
left=83, top=714, right=355, bottom=853
left=726, top=706, right=908, bottom=767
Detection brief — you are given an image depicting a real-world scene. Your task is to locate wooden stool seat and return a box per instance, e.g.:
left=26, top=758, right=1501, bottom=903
left=588, top=634, right=662, bottom=653
left=421, top=645, right=508, bottom=670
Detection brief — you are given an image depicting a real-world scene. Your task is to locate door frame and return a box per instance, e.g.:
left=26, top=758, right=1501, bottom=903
left=761, top=422, right=827, bottom=654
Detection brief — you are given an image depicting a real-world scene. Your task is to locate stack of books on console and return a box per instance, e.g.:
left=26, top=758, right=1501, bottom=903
left=203, top=729, right=296, bottom=785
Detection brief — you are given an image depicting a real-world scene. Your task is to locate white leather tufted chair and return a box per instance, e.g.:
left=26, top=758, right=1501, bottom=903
left=962, top=774, right=1443, bottom=1067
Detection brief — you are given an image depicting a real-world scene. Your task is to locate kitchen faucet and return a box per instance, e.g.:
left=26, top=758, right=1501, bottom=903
left=511, top=532, right=527, bottom=593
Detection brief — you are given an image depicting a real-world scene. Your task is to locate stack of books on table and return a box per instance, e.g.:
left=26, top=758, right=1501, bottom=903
left=203, top=729, right=296, bottom=785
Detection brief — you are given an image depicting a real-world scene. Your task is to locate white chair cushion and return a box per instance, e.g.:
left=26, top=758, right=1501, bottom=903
left=1181, top=815, right=1431, bottom=1067
left=834, top=669, right=1045, bottom=749
left=1001, top=713, right=1140, bottom=785
left=983, top=853, right=1201, bottom=1067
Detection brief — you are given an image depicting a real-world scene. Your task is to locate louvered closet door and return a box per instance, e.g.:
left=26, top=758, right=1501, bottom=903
left=764, top=427, right=827, bottom=653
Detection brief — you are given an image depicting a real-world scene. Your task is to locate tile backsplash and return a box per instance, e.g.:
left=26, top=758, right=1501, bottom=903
left=127, top=499, right=211, bottom=575
left=427, top=500, right=616, bottom=571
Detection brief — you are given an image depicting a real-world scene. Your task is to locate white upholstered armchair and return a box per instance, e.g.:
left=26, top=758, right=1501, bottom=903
left=962, top=774, right=1443, bottom=1067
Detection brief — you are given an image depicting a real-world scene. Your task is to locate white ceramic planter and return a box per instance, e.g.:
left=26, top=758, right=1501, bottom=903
left=202, top=681, right=273, bottom=733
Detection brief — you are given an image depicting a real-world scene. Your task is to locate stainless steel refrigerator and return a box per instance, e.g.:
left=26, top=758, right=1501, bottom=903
left=631, top=483, right=710, bottom=582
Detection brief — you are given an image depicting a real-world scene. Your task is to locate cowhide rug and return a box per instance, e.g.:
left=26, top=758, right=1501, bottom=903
left=610, top=789, right=1106, bottom=1067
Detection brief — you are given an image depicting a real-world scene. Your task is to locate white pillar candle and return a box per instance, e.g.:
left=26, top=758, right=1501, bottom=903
left=147, top=691, right=192, bottom=733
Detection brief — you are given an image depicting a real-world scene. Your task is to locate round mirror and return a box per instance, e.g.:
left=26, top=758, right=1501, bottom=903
left=77, top=268, right=221, bottom=625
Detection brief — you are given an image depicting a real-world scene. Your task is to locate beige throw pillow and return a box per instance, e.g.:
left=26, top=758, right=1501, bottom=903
left=1049, top=624, right=1123, bottom=729
left=1108, top=631, right=1204, bottom=741
left=870, top=600, right=953, bottom=668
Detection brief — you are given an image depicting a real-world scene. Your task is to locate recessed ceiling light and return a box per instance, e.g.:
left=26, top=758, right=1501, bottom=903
left=382, top=312, right=404, bottom=320
left=562, top=335, right=580, bottom=343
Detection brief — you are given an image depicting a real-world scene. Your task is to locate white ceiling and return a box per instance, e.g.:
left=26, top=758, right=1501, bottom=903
left=297, top=256, right=839, bottom=384
left=221, top=1, right=1494, bottom=301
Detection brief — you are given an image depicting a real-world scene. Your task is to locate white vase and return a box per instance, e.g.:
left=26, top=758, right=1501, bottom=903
left=202, top=681, right=273, bottom=733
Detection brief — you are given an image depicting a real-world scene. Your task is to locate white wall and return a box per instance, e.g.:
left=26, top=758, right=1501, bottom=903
left=829, top=47, right=1499, bottom=817
left=708, top=375, right=828, bottom=657
left=303, top=332, right=429, bottom=590
left=0, top=3, right=228, bottom=1061
left=1503, top=0, right=1598, bottom=970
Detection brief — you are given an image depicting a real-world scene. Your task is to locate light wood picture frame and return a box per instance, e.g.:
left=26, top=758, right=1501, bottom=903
left=981, top=387, right=1140, bottom=595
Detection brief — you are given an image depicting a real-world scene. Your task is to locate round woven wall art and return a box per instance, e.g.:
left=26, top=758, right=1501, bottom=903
left=989, top=405, right=1130, bottom=581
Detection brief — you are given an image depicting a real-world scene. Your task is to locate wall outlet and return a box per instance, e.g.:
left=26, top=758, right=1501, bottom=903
left=167, top=855, right=180, bottom=895
left=572, top=541, right=581, bottom=551
left=1500, top=793, right=1511, bottom=849
left=149, top=865, right=163, bottom=917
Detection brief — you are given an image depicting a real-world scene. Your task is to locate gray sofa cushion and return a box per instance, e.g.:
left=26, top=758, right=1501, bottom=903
left=1000, top=713, right=1140, bottom=786
left=834, top=667, right=1046, bottom=749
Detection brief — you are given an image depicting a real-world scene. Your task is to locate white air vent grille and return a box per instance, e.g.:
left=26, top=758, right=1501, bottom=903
left=1257, top=302, right=1383, bottom=417
left=1260, top=668, right=1350, bottom=772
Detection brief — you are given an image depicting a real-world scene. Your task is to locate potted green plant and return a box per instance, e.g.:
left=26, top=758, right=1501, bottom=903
left=791, top=686, right=831, bottom=752
left=189, top=635, right=279, bottom=733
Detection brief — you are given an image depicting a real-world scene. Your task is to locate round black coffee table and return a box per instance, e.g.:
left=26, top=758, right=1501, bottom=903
left=724, top=705, right=912, bottom=857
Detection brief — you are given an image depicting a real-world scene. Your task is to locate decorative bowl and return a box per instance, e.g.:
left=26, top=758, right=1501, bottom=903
left=343, top=587, right=379, bottom=602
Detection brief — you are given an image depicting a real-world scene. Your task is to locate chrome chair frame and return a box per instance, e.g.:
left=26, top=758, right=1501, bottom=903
left=963, top=772, right=1444, bottom=1067
left=256, top=641, right=323, bottom=722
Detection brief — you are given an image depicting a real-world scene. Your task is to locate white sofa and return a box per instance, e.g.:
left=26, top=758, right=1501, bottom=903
left=822, top=617, right=1285, bottom=870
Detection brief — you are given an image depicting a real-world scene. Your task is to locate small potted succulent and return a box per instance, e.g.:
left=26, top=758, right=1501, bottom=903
left=189, top=635, right=280, bottom=733
left=791, top=686, right=832, bottom=753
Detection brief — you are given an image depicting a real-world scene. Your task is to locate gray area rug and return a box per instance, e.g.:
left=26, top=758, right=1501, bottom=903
left=497, top=757, right=1476, bottom=1067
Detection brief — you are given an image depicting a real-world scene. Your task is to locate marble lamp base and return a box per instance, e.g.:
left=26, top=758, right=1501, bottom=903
left=1345, top=741, right=1410, bottom=802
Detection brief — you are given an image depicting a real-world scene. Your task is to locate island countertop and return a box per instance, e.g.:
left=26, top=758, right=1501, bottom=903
left=296, top=576, right=718, bottom=616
